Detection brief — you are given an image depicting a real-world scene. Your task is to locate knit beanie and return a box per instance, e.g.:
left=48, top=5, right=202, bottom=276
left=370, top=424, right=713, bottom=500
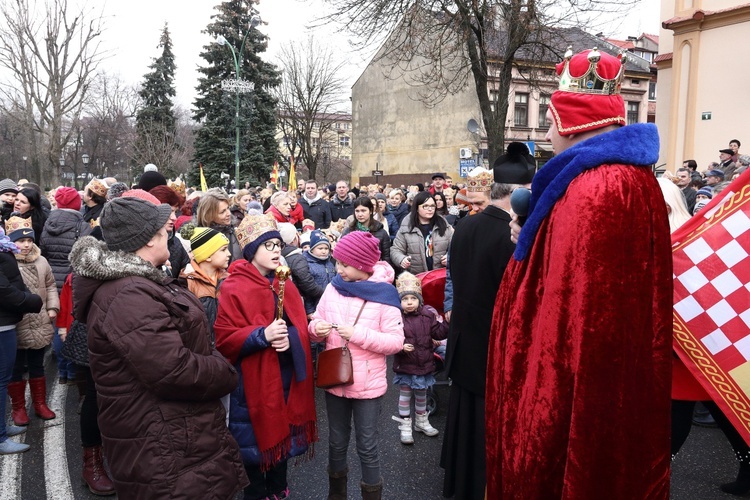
left=246, top=201, right=263, bottom=216
left=696, top=187, right=713, bottom=199
left=455, top=188, right=469, bottom=207
left=107, top=182, right=129, bottom=200
left=183, top=225, right=229, bottom=264
left=54, top=187, right=81, bottom=210
left=309, top=229, right=330, bottom=251
left=137, top=171, right=168, bottom=192
left=277, top=222, right=299, bottom=245
left=0, top=178, right=18, bottom=195
left=122, top=189, right=161, bottom=205
left=396, top=271, right=423, bottom=305
left=100, top=197, right=173, bottom=252
left=333, top=231, right=380, bottom=274
left=237, top=214, right=282, bottom=261
left=5, top=215, right=34, bottom=242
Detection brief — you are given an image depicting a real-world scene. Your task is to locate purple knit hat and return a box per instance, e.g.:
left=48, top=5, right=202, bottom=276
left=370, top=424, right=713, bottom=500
left=333, top=231, right=381, bottom=273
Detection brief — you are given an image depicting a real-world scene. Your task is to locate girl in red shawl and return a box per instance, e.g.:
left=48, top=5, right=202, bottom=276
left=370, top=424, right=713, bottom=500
left=266, top=191, right=293, bottom=224
left=214, top=214, right=317, bottom=500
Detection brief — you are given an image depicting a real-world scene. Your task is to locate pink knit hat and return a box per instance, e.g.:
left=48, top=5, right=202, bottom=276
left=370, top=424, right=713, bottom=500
left=333, top=231, right=381, bottom=273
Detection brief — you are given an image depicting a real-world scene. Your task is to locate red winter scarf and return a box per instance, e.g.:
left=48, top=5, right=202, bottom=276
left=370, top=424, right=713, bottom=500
left=214, top=259, right=317, bottom=470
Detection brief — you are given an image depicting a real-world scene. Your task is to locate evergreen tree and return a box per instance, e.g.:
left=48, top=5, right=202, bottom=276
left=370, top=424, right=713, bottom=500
left=192, top=0, right=280, bottom=189
left=134, top=23, right=179, bottom=179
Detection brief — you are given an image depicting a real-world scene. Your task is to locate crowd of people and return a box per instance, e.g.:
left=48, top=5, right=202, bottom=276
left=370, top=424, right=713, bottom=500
left=0, top=45, right=748, bottom=500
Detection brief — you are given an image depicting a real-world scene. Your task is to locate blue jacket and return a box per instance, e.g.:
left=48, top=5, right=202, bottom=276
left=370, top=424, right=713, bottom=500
left=303, top=251, right=336, bottom=314
left=228, top=325, right=309, bottom=466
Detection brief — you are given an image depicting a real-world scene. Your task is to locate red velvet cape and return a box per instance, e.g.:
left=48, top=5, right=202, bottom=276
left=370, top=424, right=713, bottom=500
left=214, top=259, right=317, bottom=470
left=486, top=165, right=673, bottom=498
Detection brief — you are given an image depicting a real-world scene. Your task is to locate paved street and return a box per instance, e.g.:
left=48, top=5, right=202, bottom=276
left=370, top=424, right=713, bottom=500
left=2, top=353, right=747, bottom=499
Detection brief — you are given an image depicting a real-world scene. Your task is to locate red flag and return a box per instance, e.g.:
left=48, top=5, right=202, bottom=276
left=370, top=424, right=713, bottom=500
left=672, top=170, right=750, bottom=444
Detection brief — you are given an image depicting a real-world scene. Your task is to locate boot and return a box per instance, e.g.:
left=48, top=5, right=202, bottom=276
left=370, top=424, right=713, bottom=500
left=0, top=439, right=30, bottom=455
left=82, top=446, right=116, bottom=496
left=722, top=460, right=750, bottom=495
left=391, top=415, right=413, bottom=445
left=327, top=466, right=348, bottom=500
left=8, top=380, right=29, bottom=426
left=7, top=425, right=27, bottom=437
left=360, top=478, right=383, bottom=500
left=414, top=412, right=439, bottom=437
left=29, top=377, right=56, bottom=420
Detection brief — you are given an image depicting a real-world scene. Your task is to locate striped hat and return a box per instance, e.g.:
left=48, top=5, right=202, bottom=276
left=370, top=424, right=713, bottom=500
left=188, top=226, right=229, bottom=264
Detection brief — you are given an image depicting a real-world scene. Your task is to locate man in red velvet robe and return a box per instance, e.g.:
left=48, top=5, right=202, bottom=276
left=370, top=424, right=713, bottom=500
left=486, top=47, right=674, bottom=499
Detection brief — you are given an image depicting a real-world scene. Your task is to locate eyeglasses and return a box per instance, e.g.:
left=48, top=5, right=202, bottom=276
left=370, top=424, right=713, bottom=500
left=420, top=204, right=436, bottom=210
left=263, top=240, right=285, bottom=251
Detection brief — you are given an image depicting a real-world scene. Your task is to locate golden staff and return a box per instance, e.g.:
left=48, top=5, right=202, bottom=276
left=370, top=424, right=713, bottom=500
left=275, top=266, right=291, bottom=320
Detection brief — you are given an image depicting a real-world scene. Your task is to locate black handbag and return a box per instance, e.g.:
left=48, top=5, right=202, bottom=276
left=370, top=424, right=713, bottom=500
left=60, top=320, right=90, bottom=367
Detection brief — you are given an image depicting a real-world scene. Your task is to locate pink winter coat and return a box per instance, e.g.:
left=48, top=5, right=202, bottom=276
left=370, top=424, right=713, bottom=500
left=309, top=261, right=404, bottom=399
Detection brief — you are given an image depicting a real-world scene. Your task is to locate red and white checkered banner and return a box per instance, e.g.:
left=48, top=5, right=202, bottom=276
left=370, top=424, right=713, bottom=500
left=672, top=170, right=750, bottom=444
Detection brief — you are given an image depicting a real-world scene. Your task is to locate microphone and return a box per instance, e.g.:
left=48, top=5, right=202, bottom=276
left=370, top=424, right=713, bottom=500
left=510, top=188, right=531, bottom=226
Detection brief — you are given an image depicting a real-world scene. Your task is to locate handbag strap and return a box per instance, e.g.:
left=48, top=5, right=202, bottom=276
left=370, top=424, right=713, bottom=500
left=342, top=300, right=367, bottom=349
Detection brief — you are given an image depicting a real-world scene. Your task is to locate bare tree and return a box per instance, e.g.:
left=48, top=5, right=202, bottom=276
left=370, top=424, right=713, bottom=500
left=0, top=0, right=106, bottom=186
left=274, top=36, right=348, bottom=182
left=320, top=0, right=638, bottom=163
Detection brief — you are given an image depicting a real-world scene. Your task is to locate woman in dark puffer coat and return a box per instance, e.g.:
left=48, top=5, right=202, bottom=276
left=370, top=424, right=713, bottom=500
left=70, top=197, right=247, bottom=499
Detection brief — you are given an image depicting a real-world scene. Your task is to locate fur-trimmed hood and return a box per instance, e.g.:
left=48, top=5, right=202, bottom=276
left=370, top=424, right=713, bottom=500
left=15, top=242, right=41, bottom=263
left=69, top=236, right=166, bottom=320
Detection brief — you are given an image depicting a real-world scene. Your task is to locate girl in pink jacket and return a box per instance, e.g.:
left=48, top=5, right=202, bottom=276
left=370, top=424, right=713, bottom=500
left=309, top=231, right=404, bottom=500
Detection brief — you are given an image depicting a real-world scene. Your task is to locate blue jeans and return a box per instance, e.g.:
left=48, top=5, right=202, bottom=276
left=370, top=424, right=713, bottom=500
left=0, top=328, right=18, bottom=442
left=52, top=328, right=75, bottom=379
left=325, top=392, right=383, bottom=485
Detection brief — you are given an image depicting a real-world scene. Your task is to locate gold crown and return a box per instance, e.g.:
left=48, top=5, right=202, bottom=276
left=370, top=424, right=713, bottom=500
left=5, top=215, right=32, bottom=235
left=466, top=167, right=493, bottom=192
left=237, top=214, right=278, bottom=250
left=557, top=47, right=626, bottom=95
left=396, top=272, right=422, bottom=298
left=169, top=177, right=186, bottom=195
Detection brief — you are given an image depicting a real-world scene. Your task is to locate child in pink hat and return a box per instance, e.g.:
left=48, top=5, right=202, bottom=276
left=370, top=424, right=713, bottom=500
left=308, top=231, right=404, bottom=498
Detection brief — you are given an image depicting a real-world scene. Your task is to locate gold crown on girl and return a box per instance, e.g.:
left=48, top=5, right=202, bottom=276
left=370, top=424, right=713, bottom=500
left=557, top=47, right=627, bottom=95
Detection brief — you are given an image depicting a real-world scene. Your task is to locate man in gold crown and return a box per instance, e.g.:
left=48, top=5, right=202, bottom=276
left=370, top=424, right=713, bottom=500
left=441, top=165, right=527, bottom=500
left=486, top=48, right=673, bottom=498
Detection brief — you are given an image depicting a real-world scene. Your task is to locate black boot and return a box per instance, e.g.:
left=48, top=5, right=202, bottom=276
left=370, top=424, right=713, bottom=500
left=721, top=461, right=750, bottom=496
left=360, top=478, right=382, bottom=500
left=327, top=467, right=347, bottom=500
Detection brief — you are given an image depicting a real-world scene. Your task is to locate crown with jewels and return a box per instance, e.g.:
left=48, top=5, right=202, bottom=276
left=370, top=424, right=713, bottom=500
left=556, top=47, right=627, bottom=95
left=168, top=176, right=186, bottom=196
left=466, top=167, right=493, bottom=192
left=396, top=272, right=422, bottom=299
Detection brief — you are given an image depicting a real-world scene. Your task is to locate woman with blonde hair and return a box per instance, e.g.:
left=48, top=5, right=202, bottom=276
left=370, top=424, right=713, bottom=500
left=230, top=189, right=252, bottom=227
left=265, top=191, right=293, bottom=224
left=196, top=188, right=242, bottom=263
left=657, top=178, right=691, bottom=233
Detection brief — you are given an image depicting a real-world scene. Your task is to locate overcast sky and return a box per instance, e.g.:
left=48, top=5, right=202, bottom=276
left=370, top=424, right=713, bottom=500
left=98, top=0, right=661, bottom=111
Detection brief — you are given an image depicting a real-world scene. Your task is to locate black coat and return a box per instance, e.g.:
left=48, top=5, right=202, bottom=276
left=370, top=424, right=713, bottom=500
left=167, top=232, right=190, bottom=279
left=0, top=251, right=43, bottom=327
left=299, top=197, right=332, bottom=229
left=281, top=245, right=323, bottom=313
left=41, top=208, right=91, bottom=293
left=444, top=205, right=515, bottom=395
left=330, top=196, right=354, bottom=222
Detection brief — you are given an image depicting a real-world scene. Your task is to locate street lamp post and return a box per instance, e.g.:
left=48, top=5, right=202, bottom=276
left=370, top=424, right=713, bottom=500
left=216, top=13, right=261, bottom=190
left=59, top=154, right=67, bottom=188
left=82, top=154, right=90, bottom=184
left=22, top=156, right=27, bottom=180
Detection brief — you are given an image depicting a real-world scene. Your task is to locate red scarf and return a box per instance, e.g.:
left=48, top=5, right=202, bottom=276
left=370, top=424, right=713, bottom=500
left=214, top=259, right=317, bottom=470
left=266, top=205, right=291, bottom=223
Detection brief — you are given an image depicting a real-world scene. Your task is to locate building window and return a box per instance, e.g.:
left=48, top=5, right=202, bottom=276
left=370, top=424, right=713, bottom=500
left=627, top=102, right=640, bottom=125
left=538, top=95, right=550, bottom=129
left=648, top=82, right=657, bottom=101
left=514, top=93, right=528, bottom=127
left=339, top=135, right=350, bottom=147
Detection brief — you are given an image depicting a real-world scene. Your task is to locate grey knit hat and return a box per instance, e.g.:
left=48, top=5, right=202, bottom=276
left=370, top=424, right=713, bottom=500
left=0, top=178, right=18, bottom=195
left=100, top=197, right=172, bottom=252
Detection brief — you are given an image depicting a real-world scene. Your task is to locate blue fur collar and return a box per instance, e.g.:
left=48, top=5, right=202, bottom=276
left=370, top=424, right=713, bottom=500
left=515, top=123, right=660, bottom=260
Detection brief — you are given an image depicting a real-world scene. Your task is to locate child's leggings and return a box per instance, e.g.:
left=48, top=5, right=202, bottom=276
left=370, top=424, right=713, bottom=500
left=399, top=385, right=427, bottom=416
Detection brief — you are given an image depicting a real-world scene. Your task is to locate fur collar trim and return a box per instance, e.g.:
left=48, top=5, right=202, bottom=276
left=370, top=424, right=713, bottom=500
left=15, top=243, right=41, bottom=263
left=515, top=123, right=659, bottom=260
left=69, top=236, right=166, bottom=284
